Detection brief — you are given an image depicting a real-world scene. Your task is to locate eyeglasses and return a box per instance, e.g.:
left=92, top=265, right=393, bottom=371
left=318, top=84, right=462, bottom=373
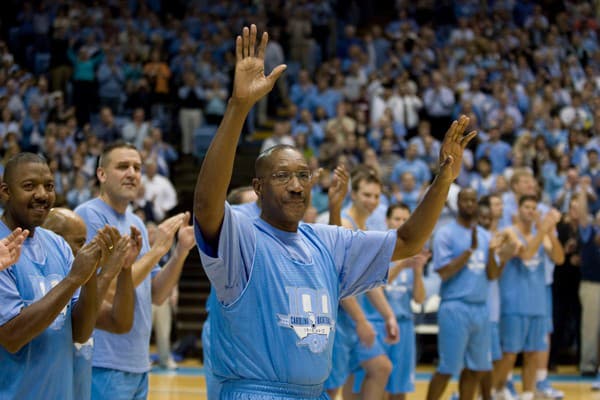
left=265, top=170, right=313, bottom=185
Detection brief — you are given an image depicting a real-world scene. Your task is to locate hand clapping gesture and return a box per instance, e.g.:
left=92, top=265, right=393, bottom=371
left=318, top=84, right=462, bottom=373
left=327, top=165, right=349, bottom=211
left=0, top=228, right=29, bottom=271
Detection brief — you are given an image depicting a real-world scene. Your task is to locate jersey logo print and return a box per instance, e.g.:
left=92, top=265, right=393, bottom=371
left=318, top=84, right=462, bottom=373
left=277, top=287, right=335, bottom=354
left=467, top=249, right=486, bottom=273
left=28, top=273, right=69, bottom=330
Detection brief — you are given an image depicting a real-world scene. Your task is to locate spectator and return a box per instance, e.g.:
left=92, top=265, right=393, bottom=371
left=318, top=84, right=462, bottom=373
left=141, top=159, right=178, bottom=222
left=97, top=51, right=126, bottom=114
left=177, top=71, right=204, bottom=155
left=121, top=108, right=150, bottom=150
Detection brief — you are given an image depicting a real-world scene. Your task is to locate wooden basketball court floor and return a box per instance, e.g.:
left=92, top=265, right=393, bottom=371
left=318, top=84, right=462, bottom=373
left=148, top=362, right=599, bottom=399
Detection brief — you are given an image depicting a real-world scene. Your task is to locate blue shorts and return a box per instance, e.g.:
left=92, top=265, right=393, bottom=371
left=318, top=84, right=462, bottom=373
left=490, top=321, right=502, bottom=362
left=221, top=380, right=330, bottom=399
left=324, top=318, right=386, bottom=390
left=546, top=285, right=553, bottom=334
left=437, top=301, right=492, bottom=375
left=202, top=319, right=222, bottom=400
left=91, top=367, right=148, bottom=400
left=500, top=314, right=548, bottom=353
left=353, top=318, right=416, bottom=394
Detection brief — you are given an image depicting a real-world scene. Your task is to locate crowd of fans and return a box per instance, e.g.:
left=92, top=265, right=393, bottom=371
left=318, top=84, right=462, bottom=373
left=0, top=0, right=599, bottom=368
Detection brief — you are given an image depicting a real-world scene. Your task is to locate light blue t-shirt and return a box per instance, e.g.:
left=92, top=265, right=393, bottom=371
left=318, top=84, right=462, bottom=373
left=433, top=221, right=491, bottom=304
left=76, top=198, right=159, bottom=374
left=0, top=224, right=77, bottom=400
left=195, top=203, right=396, bottom=386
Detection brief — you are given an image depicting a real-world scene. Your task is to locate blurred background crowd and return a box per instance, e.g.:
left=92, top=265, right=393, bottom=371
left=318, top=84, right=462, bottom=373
left=0, top=0, right=598, bottom=370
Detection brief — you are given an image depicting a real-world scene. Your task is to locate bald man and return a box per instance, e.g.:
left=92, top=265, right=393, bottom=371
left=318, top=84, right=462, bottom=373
left=43, top=207, right=141, bottom=400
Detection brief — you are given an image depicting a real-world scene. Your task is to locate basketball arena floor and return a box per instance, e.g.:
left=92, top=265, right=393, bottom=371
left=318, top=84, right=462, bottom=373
left=147, top=362, right=600, bottom=399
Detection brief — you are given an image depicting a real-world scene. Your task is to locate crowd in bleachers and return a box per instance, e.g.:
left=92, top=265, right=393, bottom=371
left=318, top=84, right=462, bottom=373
left=1, top=0, right=600, bottom=368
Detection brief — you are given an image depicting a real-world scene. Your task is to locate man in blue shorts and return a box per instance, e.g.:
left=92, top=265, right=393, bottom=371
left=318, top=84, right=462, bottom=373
left=43, top=207, right=141, bottom=400
left=354, top=203, right=428, bottom=400
left=326, top=168, right=399, bottom=399
left=325, top=168, right=399, bottom=400
left=494, top=196, right=564, bottom=400
left=76, top=142, right=196, bottom=400
left=0, top=153, right=116, bottom=399
left=427, top=188, right=516, bottom=400
left=193, top=24, right=476, bottom=399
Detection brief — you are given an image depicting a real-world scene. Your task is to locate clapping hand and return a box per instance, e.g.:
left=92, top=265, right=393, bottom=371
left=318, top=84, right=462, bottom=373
left=0, top=228, right=29, bottom=271
left=327, top=165, right=349, bottom=211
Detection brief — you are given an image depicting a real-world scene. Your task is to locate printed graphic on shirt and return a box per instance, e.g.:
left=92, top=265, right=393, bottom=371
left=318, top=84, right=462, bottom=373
left=277, top=287, right=335, bottom=354
left=27, top=273, right=68, bottom=330
left=467, top=249, right=486, bottom=273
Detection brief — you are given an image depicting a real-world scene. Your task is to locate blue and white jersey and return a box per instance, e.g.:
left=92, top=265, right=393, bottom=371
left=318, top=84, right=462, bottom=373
left=383, top=267, right=414, bottom=321
left=0, top=223, right=77, bottom=400
left=194, top=203, right=395, bottom=386
left=360, top=264, right=415, bottom=323
left=499, top=228, right=547, bottom=316
left=73, top=338, right=93, bottom=400
left=487, top=280, right=500, bottom=323
left=433, top=221, right=491, bottom=304
left=76, top=198, right=159, bottom=374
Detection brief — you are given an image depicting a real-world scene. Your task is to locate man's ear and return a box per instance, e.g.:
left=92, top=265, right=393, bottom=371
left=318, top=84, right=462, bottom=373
left=252, top=178, right=262, bottom=198
left=96, top=167, right=106, bottom=184
left=0, top=182, right=9, bottom=202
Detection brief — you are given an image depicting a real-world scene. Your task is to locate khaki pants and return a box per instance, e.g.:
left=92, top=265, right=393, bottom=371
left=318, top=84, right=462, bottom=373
left=579, top=280, right=600, bottom=372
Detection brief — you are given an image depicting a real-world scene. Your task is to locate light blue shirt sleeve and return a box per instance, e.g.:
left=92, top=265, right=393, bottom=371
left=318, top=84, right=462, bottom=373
left=433, top=225, right=454, bottom=271
left=0, top=269, right=23, bottom=326
left=309, top=224, right=396, bottom=298
left=194, top=203, right=256, bottom=305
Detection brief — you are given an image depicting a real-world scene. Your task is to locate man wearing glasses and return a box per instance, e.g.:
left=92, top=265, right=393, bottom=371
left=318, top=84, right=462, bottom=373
left=193, top=24, right=476, bottom=399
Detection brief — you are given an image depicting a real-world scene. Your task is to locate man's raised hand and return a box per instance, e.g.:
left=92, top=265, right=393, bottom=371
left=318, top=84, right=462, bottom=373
left=232, top=24, right=287, bottom=108
left=438, top=115, right=477, bottom=183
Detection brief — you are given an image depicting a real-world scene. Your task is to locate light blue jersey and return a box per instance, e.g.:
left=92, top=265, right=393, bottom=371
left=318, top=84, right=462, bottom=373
left=433, top=221, right=493, bottom=375
left=195, top=203, right=395, bottom=396
left=203, top=202, right=262, bottom=400
left=75, top=198, right=159, bottom=389
left=499, top=229, right=546, bottom=316
left=433, top=221, right=491, bottom=304
left=0, top=223, right=77, bottom=399
left=487, top=280, right=500, bottom=323
left=355, top=266, right=418, bottom=394
left=362, top=267, right=414, bottom=322
left=73, top=338, right=94, bottom=400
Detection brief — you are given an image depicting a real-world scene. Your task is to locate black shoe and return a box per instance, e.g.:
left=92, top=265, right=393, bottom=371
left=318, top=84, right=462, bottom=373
left=582, top=370, right=597, bottom=377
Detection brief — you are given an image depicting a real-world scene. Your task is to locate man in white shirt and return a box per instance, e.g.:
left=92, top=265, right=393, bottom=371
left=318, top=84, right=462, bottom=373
left=141, top=159, right=177, bottom=222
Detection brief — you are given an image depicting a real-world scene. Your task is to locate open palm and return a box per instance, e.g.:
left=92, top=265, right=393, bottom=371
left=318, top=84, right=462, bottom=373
left=0, top=228, right=28, bottom=271
left=438, top=115, right=477, bottom=183
left=232, top=25, right=287, bottom=106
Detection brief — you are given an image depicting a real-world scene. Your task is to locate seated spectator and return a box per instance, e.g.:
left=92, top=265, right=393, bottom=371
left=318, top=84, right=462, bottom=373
left=391, top=142, right=431, bottom=188
left=66, top=171, right=93, bottom=209
left=470, top=157, right=497, bottom=197
left=93, top=106, right=121, bottom=143
left=0, top=107, right=20, bottom=139
left=392, top=170, right=423, bottom=211
left=260, top=120, right=295, bottom=153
